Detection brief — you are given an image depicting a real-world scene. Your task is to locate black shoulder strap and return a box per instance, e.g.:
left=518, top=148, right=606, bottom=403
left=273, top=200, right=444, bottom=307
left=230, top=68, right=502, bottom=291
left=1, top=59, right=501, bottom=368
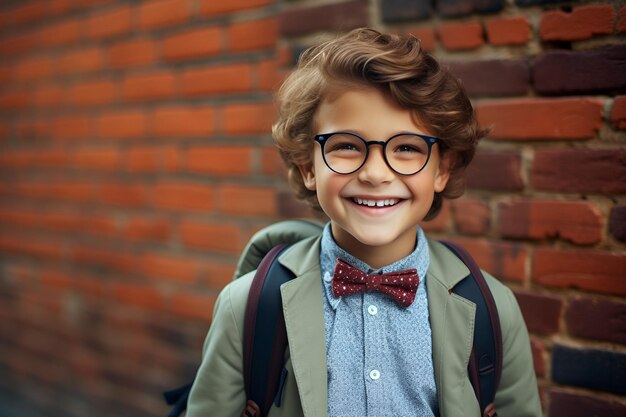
left=439, top=240, right=502, bottom=417
left=242, top=243, right=294, bottom=417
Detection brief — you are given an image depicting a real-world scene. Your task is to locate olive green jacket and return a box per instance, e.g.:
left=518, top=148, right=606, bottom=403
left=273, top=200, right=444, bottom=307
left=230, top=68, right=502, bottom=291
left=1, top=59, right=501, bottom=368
left=187, top=235, right=542, bottom=417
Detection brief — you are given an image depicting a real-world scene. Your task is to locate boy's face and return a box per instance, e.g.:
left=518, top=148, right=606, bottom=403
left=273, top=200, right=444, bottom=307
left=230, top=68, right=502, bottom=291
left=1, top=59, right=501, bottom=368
left=299, top=86, right=450, bottom=262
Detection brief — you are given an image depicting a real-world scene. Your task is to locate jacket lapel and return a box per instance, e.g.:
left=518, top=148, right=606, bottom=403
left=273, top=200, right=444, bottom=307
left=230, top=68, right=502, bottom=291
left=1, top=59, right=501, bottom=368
left=427, top=239, right=478, bottom=417
left=278, top=236, right=327, bottom=417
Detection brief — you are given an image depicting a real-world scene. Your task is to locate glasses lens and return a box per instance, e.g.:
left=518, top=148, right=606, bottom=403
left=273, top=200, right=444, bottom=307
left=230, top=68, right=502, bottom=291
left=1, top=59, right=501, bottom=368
left=323, top=133, right=367, bottom=174
left=385, top=135, right=431, bottom=175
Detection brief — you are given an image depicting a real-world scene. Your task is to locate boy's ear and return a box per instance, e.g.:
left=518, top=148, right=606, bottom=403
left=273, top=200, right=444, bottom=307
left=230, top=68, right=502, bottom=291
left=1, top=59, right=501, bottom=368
left=298, top=164, right=317, bottom=191
left=434, top=154, right=452, bottom=193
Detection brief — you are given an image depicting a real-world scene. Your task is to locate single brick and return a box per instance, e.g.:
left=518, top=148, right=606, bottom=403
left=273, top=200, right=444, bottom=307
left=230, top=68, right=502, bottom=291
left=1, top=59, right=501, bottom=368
left=223, top=103, right=275, bottom=134
left=124, top=217, right=171, bottom=243
left=99, top=182, right=148, bottom=208
left=38, top=18, right=81, bottom=47
left=452, top=237, right=527, bottom=282
left=50, top=115, right=93, bottom=140
left=533, top=248, right=626, bottom=295
left=279, top=0, right=368, bottom=37
left=532, top=149, right=626, bottom=194
left=566, top=296, right=626, bottom=344
left=498, top=200, right=604, bottom=245
left=438, top=22, right=484, bottom=50
left=381, top=0, right=431, bottom=22
left=552, top=345, right=626, bottom=395
left=534, top=44, right=626, bottom=95
left=73, top=147, right=121, bottom=171
left=540, top=4, right=615, bottom=42
left=153, top=181, right=214, bottom=212
left=452, top=198, right=490, bottom=235
left=109, top=39, right=156, bottom=69
left=437, top=0, right=504, bottom=17
left=619, top=5, right=626, bottom=32
left=609, top=205, right=626, bottom=242
left=186, top=146, right=252, bottom=176
left=218, top=185, right=277, bottom=216
left=477, top=98, right=603, bottom=140
left=139, top=252, right=199, bottom=283
left=514, top=290, right=562, bottom=335
left=530, top=338, right=545, bottom=377
left=611, top=96, right=626, bottom=130
left=126, top=145, right=180, bottom=173
left=162, top=27, right=221, bottom=62
left=152, top=106, right=214, bottom=137
left=229, top=18, right=277, bottom=52
left=179, top=221, right=243, bottom=253
left=0, top=31, right=37, bottom=56
left=138, top=0, right=190, bottom=30
left=56, top=47, right=104, bottom=75
left=199, top=0, right=273, bottom=16
left=485, top=16, right=531, bottom=45
left=466, top=151, right=524, bottom=191
left=447, top=59, right=529, bottom=96
left=182, top=63, right=253, bottom=96
left=97, top=110, right=146, bottom=139
left=170, top=293, right=216, bottom=321
left=549, top=388, right=626, bottom=417
left=85, top=5, right=131, bottom=39
left=122, top=71, right=176, bottom=102
left=13, top=55, right=54, bottom=82
left=68, top=78, right=116, bottom=107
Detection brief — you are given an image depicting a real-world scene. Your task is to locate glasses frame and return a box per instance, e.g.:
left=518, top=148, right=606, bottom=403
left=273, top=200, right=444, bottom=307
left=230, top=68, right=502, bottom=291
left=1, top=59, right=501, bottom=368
left=314, top=131, right=439, bottom=176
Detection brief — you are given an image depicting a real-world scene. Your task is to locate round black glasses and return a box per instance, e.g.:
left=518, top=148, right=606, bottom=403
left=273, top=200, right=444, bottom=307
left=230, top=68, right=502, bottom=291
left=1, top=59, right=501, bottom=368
left=314, top=132, right=439, bottom=176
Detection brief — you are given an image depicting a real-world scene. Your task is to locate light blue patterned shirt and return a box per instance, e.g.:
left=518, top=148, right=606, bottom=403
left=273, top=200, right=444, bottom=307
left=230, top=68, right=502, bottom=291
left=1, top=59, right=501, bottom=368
left=320, top=223, right=438, bottom=417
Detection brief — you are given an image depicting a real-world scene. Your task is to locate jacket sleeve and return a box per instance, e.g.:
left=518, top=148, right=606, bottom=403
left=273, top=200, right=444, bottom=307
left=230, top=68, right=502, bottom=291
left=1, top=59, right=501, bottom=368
left=186, top=276, right=252, bottom=417
left=491, top=280, right=542, bottom=417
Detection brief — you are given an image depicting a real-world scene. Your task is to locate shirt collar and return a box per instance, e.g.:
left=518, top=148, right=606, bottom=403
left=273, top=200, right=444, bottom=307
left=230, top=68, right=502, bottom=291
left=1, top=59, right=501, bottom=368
left=320, top=223, right=430, bottom=310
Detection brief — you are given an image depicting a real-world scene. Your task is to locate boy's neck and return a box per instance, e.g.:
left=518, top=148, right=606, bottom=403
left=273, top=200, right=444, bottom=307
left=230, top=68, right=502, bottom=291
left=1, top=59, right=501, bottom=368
left=330, top=224, right=418, bottom=270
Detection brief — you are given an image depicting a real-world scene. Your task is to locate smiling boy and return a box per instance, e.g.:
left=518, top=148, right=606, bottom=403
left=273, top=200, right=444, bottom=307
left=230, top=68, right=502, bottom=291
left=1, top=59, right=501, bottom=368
left=186, top=28, right=541, bottom=417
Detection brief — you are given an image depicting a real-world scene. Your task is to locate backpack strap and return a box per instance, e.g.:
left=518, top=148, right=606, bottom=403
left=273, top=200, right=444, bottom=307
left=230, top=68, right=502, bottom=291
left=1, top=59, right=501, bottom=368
left=242, top=243, right=294, bottom=417
left=439, top=240, right=503, bottom=417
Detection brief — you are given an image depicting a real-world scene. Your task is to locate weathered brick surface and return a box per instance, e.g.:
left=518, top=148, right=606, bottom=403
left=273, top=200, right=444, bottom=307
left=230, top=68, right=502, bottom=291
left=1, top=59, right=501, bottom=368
left=611, top=96, right=626, bottom=130
left=381, top=0, right=431, bottom=22
left=532, top=149, right=626, bottom=194
left=534, top=44, right=626, bottom=95
left=452, top=237, right=527, bottom=282
left=437, top=0, right=504, bottom=17
left=279, top=1, right=368, bottom=37
left=609, top=205, right=626, bottom=242
left=447, top=59, right=529, bottom=96
left=533, top=248, right=626, bottom=295
left=549, top=388, right=626, bottom=417
left=566, top=297, right=626, bottom=344
left=452, top=198, right=490, bottom=235
left=498, top=200, right=604, bottom=244
left=477, top=98, right=603, bottom=140
left=485, top=16, right=531, bottom=45
left=552, top=345, right=626, bottom=395
left=438, top=22, right=484, bottom=50
left=514, top=290, right=562, bottom=335
left=540, top=4, right=615, bottom=41
left=466, top=151, right=524, bottom=191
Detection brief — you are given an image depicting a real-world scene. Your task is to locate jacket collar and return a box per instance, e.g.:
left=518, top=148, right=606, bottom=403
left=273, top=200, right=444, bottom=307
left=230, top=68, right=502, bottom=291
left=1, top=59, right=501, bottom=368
left=277, top=236, right=476, bottom=417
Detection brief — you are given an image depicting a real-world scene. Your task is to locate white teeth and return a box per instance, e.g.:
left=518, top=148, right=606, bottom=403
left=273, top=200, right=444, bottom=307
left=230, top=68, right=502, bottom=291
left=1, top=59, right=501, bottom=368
left=352, top=198, right=399, bottom=207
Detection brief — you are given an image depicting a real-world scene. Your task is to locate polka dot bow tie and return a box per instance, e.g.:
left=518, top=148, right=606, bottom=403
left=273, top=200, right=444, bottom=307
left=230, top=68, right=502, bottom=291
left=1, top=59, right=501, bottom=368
left=331, top=259, right=419, bottom=308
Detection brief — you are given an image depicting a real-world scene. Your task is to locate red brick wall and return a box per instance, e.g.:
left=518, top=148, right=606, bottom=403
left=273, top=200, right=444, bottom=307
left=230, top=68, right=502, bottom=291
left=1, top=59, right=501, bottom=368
left=0, top=0, right=624, bottom=416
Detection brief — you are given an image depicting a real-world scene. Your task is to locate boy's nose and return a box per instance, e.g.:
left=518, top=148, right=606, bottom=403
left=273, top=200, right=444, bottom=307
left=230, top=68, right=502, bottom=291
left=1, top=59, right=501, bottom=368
left=357, top=147, right=395, bottom=185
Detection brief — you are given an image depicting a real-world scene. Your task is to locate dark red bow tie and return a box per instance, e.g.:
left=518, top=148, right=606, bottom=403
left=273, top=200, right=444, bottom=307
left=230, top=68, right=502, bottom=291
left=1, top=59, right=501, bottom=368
left=331, top=259, right=419, bottom=308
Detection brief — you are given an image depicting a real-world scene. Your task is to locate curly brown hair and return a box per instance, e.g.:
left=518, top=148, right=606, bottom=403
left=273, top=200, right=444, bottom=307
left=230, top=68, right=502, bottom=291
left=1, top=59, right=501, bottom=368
left=272, top=28, right=488, bottom=220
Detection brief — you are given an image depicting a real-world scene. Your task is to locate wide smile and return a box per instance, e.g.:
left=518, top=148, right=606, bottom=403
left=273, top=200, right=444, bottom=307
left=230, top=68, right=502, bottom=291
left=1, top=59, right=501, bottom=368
left=351, top=197, right=401, bottom=207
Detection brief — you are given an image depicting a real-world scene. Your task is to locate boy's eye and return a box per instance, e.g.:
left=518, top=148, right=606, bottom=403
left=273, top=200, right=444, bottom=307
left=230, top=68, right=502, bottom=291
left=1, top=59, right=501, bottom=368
left=395, top=144, right=422, bottom=153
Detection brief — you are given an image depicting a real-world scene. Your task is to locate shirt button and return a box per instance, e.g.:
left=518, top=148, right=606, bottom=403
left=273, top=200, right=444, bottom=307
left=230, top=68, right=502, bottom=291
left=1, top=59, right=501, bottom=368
left=369, top=369, right=380, bottom=380
left=367, top=305, right=378, bottom=316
